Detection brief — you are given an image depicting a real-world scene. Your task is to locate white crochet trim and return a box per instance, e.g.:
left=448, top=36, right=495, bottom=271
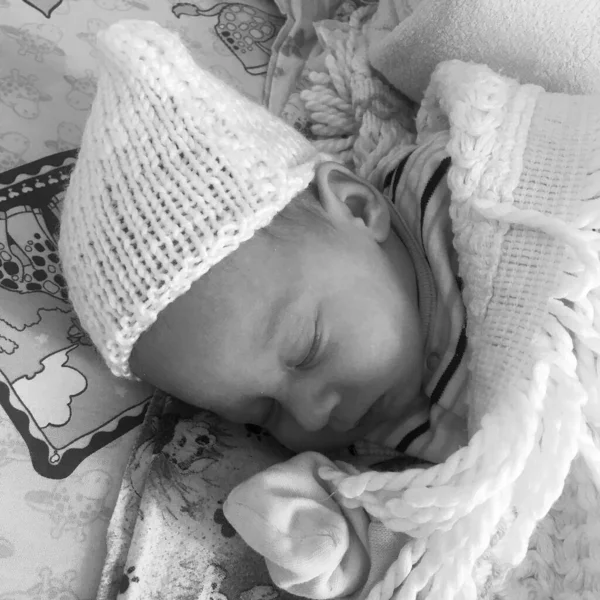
left=302, top=10, right=600, bottom=599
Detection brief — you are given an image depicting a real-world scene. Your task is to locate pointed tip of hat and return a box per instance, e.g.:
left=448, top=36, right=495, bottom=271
left=97, top=20, right=191, bottom=80
left=98, top=19, right=169, bottom=51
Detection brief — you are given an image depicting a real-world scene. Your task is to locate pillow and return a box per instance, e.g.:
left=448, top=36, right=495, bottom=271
left=367, top=0, right=600, bottom=102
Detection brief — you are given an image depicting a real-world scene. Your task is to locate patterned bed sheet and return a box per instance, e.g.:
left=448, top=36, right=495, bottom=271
left=0, top=0, right=285, bottom=597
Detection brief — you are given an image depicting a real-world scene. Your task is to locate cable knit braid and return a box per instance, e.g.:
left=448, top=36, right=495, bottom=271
left=301, top=8, right=600, bottom=598
left=299, top=5, right=415, bottom=179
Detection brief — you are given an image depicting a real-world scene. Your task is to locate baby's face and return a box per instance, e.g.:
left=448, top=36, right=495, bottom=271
left=132, top=173, right=424, bottom=451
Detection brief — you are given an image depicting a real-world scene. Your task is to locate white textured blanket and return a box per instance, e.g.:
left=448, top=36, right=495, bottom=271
left=300, top=9, right=600, bottom=599
left=367, top=0, right=600, bottom=102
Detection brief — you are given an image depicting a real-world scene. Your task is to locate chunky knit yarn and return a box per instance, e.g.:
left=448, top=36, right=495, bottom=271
left=59, top=20, right=326, bottom=378
left=299, top=10, right=600, bottom=600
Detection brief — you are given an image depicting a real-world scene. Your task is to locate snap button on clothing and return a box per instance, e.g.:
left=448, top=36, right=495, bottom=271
left=426, top=352, right=440, bottom=371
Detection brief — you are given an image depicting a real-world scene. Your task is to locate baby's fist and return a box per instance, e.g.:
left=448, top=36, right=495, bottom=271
left=224, top=451, right=370, bottom=599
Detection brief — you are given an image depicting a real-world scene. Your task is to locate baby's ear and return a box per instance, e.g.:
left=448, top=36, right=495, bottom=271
left=314, top=161, right=391, bottom=243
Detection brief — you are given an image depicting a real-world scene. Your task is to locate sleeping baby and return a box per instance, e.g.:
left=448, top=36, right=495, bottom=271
left=58, top=19, right=473, bottom=597
left=59, top=18, right=598, bottom=600
left=56, top=19, right=468, bottom=597
left=58, top=19, right=466, bottom=599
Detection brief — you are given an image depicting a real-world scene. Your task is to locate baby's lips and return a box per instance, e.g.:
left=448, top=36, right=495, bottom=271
left=329, top=395, right=386, bottom=433
left=353, top=395, right=388, bottom=432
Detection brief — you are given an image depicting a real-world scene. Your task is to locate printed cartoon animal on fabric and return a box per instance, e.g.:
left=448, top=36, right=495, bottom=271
left=172, top=2, right=284, bottom=75
left=0, top=68, right=52, bottom=119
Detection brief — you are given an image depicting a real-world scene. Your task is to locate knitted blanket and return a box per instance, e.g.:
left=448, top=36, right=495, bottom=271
left=300, top=10, right=600, bottom=600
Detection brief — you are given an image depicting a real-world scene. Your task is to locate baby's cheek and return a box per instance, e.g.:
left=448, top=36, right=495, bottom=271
left=354, top=312, right=423, bottom=404
left=355, top=321, right=409, bottom=379
left=211, top=397, right=274, bottom=426
left=385, top=307, right=423, bottom=377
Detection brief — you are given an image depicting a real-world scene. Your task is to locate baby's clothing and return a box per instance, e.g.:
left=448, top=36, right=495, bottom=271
left=362, top=131, right=468, bottom=464
left=224, top=132, right=469, bottom=599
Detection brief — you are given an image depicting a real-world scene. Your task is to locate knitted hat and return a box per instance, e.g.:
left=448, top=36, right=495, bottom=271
left=59, top=20, right=326, bottom=379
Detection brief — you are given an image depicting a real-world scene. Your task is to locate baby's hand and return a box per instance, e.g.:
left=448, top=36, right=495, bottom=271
left=223, top=452, right=371, bottom=599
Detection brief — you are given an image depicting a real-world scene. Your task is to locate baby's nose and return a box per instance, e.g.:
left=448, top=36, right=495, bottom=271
left=287, top=389, right=341, bottom=432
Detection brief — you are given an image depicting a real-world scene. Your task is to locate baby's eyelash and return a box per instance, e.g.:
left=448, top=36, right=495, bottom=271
left=296, top=319, right=321, bottom=370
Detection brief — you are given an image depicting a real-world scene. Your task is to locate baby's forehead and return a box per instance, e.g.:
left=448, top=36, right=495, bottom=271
left=184, top=235, right=295, bottom=321
left=186, top=206, right=346, bottom=339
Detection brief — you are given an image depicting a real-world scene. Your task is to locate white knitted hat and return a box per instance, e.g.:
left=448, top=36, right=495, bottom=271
left=59, top=20, right=326, bottom=379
